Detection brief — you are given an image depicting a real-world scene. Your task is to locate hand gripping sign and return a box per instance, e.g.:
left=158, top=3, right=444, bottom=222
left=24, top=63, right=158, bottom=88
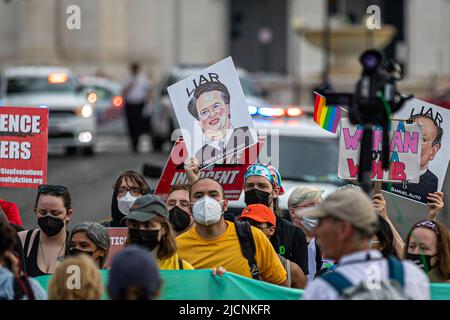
left=381, top=98, right=450, bottom=204
left=155, top=137, right=265, bottom=201
left=338, top=118, right=422, bottom=183
left=0, top=106, right=48, bottom=188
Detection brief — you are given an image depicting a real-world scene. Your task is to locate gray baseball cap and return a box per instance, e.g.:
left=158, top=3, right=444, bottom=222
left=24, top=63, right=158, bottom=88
left=121, top=194, right=169, bottom=223
left=298, top=189, right=378, bottom=235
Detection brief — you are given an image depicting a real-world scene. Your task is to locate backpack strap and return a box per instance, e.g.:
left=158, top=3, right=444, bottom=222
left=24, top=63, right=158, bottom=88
left=13, top=275, right=35, bottom=300
left=235, top=220, right=260, bottom=280
left=387, top=256, right=404, bottom=288
left=320, top=271, right=353, bottom=295
left=178, top=258, right=184, bottom=270
left=23, top=230, right=33, bottom=258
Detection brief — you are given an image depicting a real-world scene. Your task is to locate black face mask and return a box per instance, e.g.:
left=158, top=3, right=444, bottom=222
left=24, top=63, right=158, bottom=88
left=245, top=188, right=272, bottom=207
left=38, top=216, right=65, bottom=237
left=128, top=228, right=160, bottom=250
left=68, top=248, right=94, bottom=257
left=405, top=253, right=437, bottom=272
left=169, top=206, right=191, bottom=232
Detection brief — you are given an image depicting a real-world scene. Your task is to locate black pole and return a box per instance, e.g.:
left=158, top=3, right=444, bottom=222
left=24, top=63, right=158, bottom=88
left=358, top=127, right=374, bottom=194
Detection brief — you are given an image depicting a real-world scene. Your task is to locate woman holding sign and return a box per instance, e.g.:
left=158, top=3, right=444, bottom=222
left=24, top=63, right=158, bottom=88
left=18, top=185, right=72, bottom=277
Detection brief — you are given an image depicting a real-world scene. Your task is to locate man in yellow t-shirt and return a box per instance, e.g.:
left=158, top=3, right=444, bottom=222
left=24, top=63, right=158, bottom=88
left=176, top=177, right=287, bottom=286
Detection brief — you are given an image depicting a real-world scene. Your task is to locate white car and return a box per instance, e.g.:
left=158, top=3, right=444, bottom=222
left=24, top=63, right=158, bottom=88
left=227, top=115, right=345, bottom=217
left=1, top=66, right=96, bottom=156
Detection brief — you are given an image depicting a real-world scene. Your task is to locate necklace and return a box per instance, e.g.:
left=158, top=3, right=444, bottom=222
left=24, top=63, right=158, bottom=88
left=39, top=238, right=66, bottom=274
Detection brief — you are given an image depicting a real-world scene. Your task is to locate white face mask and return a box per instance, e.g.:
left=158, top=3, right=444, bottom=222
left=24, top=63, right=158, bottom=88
left=117, top=192, right=139, bottom=215
left=192, top=196, right=223, bottom=226
left=300, top=216, right=319, bottom=231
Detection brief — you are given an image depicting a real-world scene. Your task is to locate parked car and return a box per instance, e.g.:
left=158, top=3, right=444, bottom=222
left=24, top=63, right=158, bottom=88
left=1, top=66, right=96, bottom=156
left=148, top=65, right=272, bottom=151
left=78, top=76, right=124, bottom=125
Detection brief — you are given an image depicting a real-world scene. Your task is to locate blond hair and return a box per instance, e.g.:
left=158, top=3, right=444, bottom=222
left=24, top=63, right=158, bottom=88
left=48, top=255, right=103, bottom=300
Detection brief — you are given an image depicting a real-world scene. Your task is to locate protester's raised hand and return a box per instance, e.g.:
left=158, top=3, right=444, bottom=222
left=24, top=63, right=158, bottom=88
left=427, top=191, right=444, bottom=221
left=184, top=157, right=200, bottom=184
left=211, top=266, right=227, bottom=277
left=372, top=193, right=388, bottom=220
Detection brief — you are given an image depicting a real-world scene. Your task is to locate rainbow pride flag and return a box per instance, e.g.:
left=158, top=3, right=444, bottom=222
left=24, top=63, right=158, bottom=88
left=313, top=92, right=342, bottom=133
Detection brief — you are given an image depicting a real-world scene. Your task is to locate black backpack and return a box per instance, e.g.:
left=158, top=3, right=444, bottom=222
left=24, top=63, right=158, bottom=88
left=234, top=220, right=261, bottom=280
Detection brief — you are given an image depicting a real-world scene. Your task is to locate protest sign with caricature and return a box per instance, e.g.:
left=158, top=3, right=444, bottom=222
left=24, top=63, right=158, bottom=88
left=167, top=57, right=257, bottom=169
left=382, top=98, right=450, bottom=204
left=338, top=118, right=422, bottom=183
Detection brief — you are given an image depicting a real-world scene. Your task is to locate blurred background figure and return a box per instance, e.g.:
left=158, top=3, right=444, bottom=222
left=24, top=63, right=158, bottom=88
left=121, top=62, right=152, bottom=153
left=68, top=222, right=110, bottom=269
left=108, top=245, right=161, bottom=300
left=48, top=255, right=103, bottom=300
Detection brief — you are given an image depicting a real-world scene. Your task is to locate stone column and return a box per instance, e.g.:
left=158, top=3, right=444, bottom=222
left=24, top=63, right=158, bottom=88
left=16, top=0, right=60, bottom=63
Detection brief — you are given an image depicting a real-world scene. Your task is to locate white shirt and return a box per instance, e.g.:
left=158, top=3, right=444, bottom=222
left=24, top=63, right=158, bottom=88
left=302, top=249, right=430, bottom=300
left=307, top=238, right=317, bottom=282
left=122, top=73, right=150, bottom=104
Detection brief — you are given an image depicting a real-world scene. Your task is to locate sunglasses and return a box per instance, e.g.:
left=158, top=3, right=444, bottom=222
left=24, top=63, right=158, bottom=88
left=38, top=184, right=68, bottom=195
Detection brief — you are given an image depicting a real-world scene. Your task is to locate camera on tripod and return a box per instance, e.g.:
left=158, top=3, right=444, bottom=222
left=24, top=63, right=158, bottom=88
left=320, top=49, right=412, bottom=193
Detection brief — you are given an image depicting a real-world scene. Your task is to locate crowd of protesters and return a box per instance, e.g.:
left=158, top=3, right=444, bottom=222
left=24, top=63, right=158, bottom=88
left=0, top=159, right=449, bottom=300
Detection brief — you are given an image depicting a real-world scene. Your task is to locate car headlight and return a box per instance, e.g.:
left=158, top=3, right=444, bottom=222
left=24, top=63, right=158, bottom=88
left=77, top=104, right=93, bottom=118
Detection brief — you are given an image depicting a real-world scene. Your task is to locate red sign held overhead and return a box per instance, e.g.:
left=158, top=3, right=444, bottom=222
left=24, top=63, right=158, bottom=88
left=155, top=137, right=264, bottom=201
left=0, top=106, right=49, bottom=188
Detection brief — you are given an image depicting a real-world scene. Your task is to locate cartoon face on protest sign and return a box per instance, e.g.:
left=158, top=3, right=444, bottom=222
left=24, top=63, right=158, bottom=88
left=382, top=98, right=450, bottom=204
left=338, top=118, right=422, bottom=183
left=167, top=57, right=257, bottom=169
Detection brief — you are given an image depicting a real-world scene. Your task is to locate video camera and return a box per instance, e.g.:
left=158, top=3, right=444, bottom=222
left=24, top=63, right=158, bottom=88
left=321, top=49, right=412, bottom=193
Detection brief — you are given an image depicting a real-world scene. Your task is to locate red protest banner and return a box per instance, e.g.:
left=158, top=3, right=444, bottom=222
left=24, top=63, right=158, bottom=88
left=155, top=137, right=264, bottom=200
left=0, top=106, right=48, bottom=188
left=104, top=227, right=128, bottom=269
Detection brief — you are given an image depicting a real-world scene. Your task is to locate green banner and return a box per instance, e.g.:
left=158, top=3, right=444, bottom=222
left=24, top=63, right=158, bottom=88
left=35, top=269, right=450, bottom=300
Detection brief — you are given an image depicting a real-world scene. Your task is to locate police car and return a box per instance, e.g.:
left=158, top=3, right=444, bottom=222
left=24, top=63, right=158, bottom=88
left=227, top=107, right=345, bottom=217
left=0, top=66, right=96, bottom=156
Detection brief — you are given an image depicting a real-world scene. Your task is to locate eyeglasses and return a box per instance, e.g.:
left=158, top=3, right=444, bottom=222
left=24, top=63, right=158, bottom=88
left=167, top=200, right=190, bottom=208
left=248, top=221, right=271, bottom=231
left=254, top=225, right=271, bottom=231
left=116, top=187, right=143, bottom=197
left=38, top=184, right=68, bottom=195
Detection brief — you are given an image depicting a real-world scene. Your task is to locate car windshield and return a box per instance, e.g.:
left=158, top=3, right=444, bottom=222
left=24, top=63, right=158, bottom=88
left=260, top=135, right=342, bottom=184
left=6, top=76, right=77, bottom=94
